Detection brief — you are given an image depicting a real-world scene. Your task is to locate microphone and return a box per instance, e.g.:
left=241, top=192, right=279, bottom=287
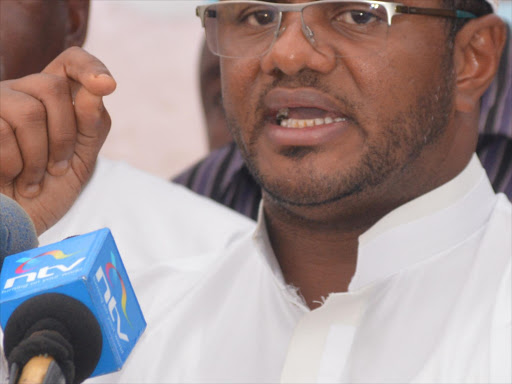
left=0, top=195, right=38, bottom=267
left=0, top=228, right=146, bottom=383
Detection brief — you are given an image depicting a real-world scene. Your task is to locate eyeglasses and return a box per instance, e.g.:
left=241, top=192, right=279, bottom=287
left=196, top=0, right=477, bottom=58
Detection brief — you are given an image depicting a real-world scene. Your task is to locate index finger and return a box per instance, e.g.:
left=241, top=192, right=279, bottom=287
left=43, top=47, right=117, bottom=97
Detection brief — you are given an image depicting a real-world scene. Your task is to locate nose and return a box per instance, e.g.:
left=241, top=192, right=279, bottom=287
left=260, top=12, right=336, bottom=76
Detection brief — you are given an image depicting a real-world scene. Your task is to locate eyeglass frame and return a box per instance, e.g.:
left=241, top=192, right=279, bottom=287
left=196, top=0, right=478, bottom=57
left=196, top=0, right=478, bottom=27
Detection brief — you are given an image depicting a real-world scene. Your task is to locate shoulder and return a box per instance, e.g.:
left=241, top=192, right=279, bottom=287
left=39, top=156, right=256, bottom=272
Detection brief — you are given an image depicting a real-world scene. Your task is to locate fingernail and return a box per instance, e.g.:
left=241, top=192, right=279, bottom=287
left=51, top=160, right=69, bottom=174
left=24, top=184, right=41, bottom=196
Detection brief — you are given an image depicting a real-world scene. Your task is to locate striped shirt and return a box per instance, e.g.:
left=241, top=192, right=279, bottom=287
left=174, top=142, right=261, bottom=220
left=174, top=28, right=512, bottom=221
left=477, top=25, right=512, bottom=198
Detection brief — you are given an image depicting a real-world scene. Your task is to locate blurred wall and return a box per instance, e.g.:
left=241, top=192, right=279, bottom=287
left=499, top=0, right=511, bottom=24
left=83, top=1, right=207, bottom=179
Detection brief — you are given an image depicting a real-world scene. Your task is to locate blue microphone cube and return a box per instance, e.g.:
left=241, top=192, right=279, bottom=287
left=0, top=228, right=146, bottom=377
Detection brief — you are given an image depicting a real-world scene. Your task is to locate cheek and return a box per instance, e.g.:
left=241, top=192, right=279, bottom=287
left=383, top=19, right=450, bottom=89
left=354, top=36, right=448, bottom=121
left=221, top=58, right=262, bottom=120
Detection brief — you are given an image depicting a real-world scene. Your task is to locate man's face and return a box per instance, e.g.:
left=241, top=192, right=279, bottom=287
left=0, top=1, right=71, bottom=80
left=221, top=0, right=457, bottom=210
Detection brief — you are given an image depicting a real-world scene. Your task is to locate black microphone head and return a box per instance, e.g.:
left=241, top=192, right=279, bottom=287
left=3, top=293, right=103, bottom=384
left=0, top=194, right=38, bottom=267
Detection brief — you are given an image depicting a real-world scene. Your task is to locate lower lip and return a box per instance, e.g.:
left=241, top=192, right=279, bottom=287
left=264, top=120, right=350, bottom=147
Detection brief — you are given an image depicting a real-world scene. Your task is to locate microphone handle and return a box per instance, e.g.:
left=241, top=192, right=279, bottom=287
left=12, top=356, right=65, bottom=384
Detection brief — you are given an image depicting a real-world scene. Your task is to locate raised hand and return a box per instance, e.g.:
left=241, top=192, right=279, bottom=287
left=0, top=47, right=116, bottom=235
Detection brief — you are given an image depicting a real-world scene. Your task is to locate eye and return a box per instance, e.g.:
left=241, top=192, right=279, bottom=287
left=328, top=3, right=387, bottom=26
left=243, top=8, right=278, bottom=27
left=337, top=10, right=378, bottom=25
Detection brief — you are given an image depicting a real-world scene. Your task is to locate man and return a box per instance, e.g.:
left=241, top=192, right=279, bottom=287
left=0, top=0, right=510, bottom=383
left=176, top=25, right=512, bottom=220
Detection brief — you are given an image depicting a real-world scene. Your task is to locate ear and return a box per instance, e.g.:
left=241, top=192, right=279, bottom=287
left=453, top=14, right=507, bottom=113
left=64, top=0, right=90, bottom=48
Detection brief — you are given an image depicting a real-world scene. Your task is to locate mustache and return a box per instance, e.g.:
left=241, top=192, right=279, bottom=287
left=256, top=69, right=360, bottom=122
left=269, top=68, right=323, bottom=89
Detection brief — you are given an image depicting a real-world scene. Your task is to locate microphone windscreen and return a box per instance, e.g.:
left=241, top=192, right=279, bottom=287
left=0, top=195, right=38, bottom=266
left=0, top=228, right=146, bottom=380
left=4, top=293, right=103, bottom=384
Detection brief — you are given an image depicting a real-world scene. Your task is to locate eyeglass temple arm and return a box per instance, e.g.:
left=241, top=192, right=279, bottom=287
left=394, top=5, right=476, bottom=19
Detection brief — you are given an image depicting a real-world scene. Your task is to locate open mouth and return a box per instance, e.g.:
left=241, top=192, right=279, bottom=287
left=275, top=107, right=347, bottom=128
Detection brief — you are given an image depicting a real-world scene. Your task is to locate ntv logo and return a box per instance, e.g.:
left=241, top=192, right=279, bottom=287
left=4, top=250, right=85, bottom=289
left=95, top=257, right=130, bottom=342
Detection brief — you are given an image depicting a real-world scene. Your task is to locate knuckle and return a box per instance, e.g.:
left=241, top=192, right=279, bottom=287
left=22, top=166, right=45, bottom=180
left=0, top=157, right=22, bottom=181
left=19, top=166, right=46, bottom=187
left=43, top=75, right=71, bottom=98
left=0, top=118, right=12, bottom=136
left=0, top=119, right=22, bottom=179
left=0, top=159, right=22, bottom=182
left=52, top=130, right=76, bottom=151
left=23, top=143, right=48, bottom=166
left=18, top=100, right=47, bottom=126
left=57, top=129, right=77, bottom=143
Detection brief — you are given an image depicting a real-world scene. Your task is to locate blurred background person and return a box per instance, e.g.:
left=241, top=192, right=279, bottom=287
left=0, top=0, right=89, bottom=81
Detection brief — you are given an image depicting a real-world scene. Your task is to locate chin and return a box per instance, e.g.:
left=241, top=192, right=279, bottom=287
left=253, top=163, right=368, bottom=208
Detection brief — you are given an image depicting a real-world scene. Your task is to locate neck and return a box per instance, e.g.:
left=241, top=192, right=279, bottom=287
left=262, top=144, right=475, bottom=309
left=263, top=197, right=379, bottom=309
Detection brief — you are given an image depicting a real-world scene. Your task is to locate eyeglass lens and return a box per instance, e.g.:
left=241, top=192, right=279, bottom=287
left=203, top=1, right=391, bottom=58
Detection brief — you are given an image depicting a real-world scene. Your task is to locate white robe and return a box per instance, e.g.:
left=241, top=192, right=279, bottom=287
left=1, top=155, right=510, bottom=383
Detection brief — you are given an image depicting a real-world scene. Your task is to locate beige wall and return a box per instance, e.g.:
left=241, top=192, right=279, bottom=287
left=84, top=1, right=208, bottom=179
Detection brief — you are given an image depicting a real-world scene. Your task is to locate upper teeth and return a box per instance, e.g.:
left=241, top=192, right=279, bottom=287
left=280, top=117, right=346, bottom=128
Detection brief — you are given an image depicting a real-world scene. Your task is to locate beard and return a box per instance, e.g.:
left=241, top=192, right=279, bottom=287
left=226, top=55, right=456, bottom=208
